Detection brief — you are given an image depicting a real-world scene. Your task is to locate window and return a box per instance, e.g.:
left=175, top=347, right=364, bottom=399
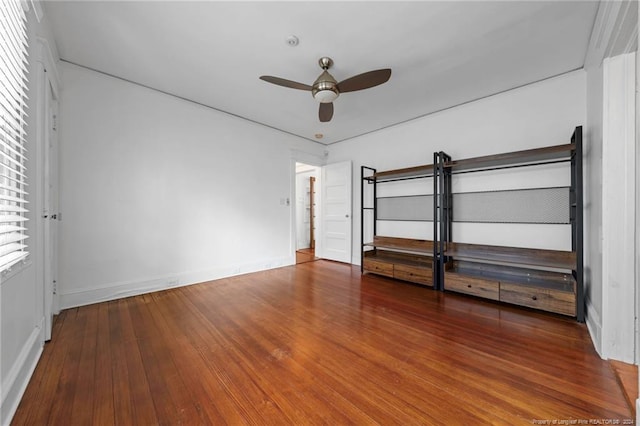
left=0, top=0, right=29, bottom=274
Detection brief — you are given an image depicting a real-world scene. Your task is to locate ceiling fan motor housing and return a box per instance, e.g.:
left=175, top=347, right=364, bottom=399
left=312, top=70, right=339, bottom=103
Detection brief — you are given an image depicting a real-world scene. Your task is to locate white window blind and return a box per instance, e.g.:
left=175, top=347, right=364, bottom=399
left=0, top=0, right=29, bottom=273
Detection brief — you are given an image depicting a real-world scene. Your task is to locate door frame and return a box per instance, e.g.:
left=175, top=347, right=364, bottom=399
left=294, top=164, right=319, bottom=252
left=290, top=157, right=323, bottom=263
left=36, top=37, right=61, bottom=341
left=290, top=157, right=353, bottom=265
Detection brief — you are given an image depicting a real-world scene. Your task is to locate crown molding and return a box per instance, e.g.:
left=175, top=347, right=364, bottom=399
left=585, top=0, right=638, bottom=69
left=36, top=37, right=61, bottom=94
left=29, top=0, right=43, bottom=22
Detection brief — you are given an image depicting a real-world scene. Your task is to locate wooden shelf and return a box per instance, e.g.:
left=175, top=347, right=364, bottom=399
left=363, top=237, right=435, bottom=286
left=366, top=164, right=435, bottom=182
left=444, top=242, right=576, bottom=270
left=435, top=130, right=584, bottom=320
left=444, top=143, right=575, bottom=172
left=364, top=236, right=434, bottom=255
left=365, top=250, right=433, bottom=269
left=445, top=260, right=576, bottom=317
left=446, top=260, right=575, bottom=292
left=361, top=160, right=436, bottom=287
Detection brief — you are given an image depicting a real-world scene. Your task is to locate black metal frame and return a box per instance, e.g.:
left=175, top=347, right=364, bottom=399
left=571, top=126, right=584, bottom=322
left=433, top=152, right=451, bottom=291
left=360, top=166, right=377, bottom=273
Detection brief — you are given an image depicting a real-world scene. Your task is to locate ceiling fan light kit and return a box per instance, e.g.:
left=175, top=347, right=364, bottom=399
left=260, top=56, right=391, bottom=122
left=312, top=70, right=339, bottom=103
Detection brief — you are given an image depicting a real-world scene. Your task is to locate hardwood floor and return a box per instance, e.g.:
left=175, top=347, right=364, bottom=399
left=13, top=261, right=632, bottom=425
left=610, top=360, right=638, bottom=417
left=295, top=248, right=317, bottom=264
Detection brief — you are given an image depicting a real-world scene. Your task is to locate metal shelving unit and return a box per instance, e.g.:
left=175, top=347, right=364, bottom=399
left=360, top=164, right=437, bottom=287
left=435, top=126, right=584, bottom=321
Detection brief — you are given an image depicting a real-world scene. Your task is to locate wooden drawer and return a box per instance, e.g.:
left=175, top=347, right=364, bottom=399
left=394, top=264, right=432, bottom=286
left=500, top=282, right=576, bottom=317
left=363, top=258, right=394, bottom=278
left=445, top=273, right=499, bottom=301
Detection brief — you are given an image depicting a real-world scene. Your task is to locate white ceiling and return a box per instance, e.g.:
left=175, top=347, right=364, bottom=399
left=44, top=1, right=599, bottom=145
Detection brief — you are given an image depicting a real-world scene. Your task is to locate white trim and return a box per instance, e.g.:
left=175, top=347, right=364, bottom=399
left=585, top=0, right=638, bottom=69
left=636, top=0, right=640, bottom=372
left=290, top=149, right=325, bottom=169
left=623, top=18, right=638, bottom=54
left=0, top=321, right=44, bottom=426
left=586, top=297, right=603, bottom=358
left=35, top=37, right=61, bottom=340
left=585, top=1, right=623, bottom=68
left=29, top=0, right=42, bottom=23
left=59, top=257, right=293, bottom=309
left=613, top=0, right=638, bottom=55
left=290, top=151, right=325, bottom=262
left=36, top=37, right=61, bottom=96
left=601, top=52, right=636, bottom=363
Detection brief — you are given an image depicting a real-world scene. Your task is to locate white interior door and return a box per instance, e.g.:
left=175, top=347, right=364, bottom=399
left=319, top=161, right=352, bottom=263
left=43, top=81, right=59, bottom=341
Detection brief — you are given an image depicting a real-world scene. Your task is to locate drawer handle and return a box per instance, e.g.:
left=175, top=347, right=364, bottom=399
left=532, top=296, right=538, bottom=301
left=467, top=284, right=472, bottom=288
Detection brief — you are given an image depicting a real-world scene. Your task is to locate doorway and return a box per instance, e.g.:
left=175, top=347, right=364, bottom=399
left=295, top=162, right=320, bottom=264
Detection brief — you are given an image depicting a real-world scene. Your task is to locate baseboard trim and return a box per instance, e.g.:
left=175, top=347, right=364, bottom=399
left=59, top=256, right=295, bottom=309
left=586, top=297, right=603, bottom=358
left=1, top=321, right=44, bottom=426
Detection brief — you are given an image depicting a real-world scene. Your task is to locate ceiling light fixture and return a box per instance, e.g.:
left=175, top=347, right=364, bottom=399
left=311, top=57, right=339, bottom=103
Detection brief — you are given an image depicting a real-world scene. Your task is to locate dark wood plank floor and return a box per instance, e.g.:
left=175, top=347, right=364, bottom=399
left=13, top=260, right=633, bottom=425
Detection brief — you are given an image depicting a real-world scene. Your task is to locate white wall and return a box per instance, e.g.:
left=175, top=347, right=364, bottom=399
left=58, top=63, right=324, bottom=308
left=1, top=4, right=59, bottom=425
left=328, top=70, right=586, bottom=263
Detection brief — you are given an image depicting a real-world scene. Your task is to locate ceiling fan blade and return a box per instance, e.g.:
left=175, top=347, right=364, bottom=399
left=337, top=69, right=392, bottom=93
left=259, top=76, right=312, bottom=91
left=319, top=102, right=334, bottom=122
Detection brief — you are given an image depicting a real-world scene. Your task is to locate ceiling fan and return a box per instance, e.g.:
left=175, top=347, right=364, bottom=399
left=259, top=57, right=391, bottom=123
